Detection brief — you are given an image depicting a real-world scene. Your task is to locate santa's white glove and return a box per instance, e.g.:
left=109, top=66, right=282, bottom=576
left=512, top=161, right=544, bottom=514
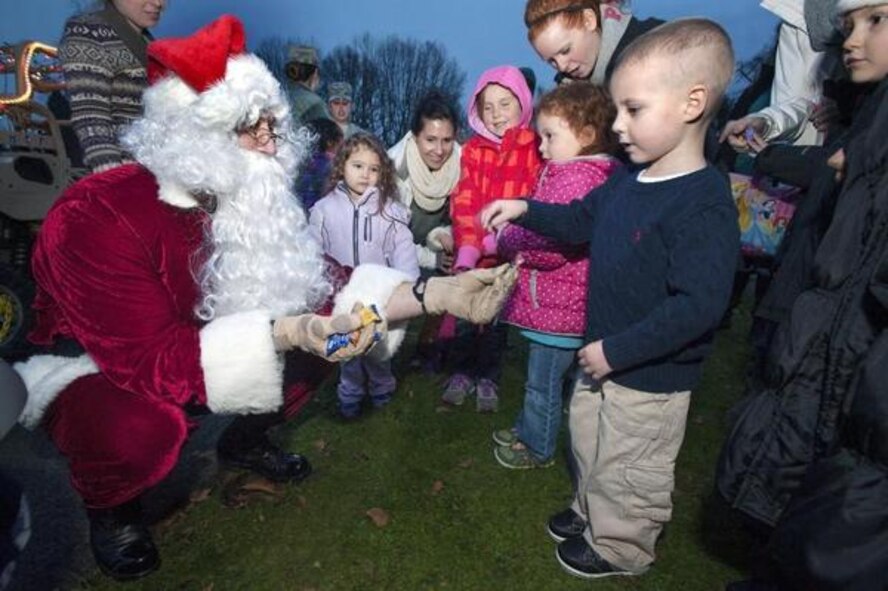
left=272, top=304, right=385, bottom=362
left=420, top=263, right=518, bottom=325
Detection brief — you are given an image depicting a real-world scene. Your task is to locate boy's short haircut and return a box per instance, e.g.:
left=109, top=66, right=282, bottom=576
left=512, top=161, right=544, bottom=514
left=613, top=18, right=735, bottom=118
left=537, top=82, right=618, bottom=156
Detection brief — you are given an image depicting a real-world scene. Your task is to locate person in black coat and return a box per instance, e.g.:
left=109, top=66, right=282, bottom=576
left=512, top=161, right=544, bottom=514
left=718, top=2, right=888, bottom=586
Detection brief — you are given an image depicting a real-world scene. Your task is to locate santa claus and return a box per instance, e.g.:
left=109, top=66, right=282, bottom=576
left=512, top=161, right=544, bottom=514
left=12, top=15, right=515, bottom=581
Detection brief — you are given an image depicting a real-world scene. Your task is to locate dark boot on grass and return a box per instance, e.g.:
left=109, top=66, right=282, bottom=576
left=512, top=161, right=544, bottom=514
left=88, top=498, right=159, bottom=581
left=217, top=413, right=312, bottom=483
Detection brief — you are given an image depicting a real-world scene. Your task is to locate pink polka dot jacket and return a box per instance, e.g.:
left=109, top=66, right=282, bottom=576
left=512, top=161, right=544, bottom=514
left=498, top=155, right=620, bottom=336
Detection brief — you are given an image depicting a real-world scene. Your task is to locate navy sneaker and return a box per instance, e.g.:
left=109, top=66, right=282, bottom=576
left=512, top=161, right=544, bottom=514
left=547, top=507, right=586, bottom=542
left=555, top=536, right=645, bottom=579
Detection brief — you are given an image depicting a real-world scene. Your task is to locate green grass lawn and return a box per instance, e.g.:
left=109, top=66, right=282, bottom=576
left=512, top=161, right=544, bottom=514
left=84, top=311, right=757, bottom=590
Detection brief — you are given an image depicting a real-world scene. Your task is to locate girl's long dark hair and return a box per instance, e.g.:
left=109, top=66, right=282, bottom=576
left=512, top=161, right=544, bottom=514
left=327, top=132, right=400, bottom=214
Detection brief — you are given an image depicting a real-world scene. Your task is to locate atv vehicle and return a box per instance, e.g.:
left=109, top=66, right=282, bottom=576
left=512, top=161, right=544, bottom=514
left=1, top=41, right=86, bottom=359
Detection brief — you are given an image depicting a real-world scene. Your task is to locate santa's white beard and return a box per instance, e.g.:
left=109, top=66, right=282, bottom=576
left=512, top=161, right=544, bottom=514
left=195, top=150, right=332, bottom=321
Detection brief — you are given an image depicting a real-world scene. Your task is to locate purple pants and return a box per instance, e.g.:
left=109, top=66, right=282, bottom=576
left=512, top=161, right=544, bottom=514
left=337, top=356, right=395, bottom=404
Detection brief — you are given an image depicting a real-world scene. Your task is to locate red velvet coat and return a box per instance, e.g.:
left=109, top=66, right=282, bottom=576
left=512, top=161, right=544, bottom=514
left=22, top=165, right=287, bottom=507
left=30, top=164, right=212, bottom=407
left=18, top=164, right=408, bottom=508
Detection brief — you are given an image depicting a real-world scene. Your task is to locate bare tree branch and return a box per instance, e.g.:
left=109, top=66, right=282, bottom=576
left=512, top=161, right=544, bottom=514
left=322, top=34, right=465, bottom=147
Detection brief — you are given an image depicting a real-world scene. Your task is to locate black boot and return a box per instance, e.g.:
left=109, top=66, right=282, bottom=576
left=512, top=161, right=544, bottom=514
left=217, top=414, right=312, bottom=483
left=87, top=498, right=159, bottom=581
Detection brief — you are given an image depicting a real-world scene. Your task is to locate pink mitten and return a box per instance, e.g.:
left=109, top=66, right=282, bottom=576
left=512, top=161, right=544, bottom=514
left=481, top=233, right=498, bottom=257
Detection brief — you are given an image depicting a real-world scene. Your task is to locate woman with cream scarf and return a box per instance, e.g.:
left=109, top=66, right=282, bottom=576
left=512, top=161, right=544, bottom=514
left=388, top=91, right=462, bottom=271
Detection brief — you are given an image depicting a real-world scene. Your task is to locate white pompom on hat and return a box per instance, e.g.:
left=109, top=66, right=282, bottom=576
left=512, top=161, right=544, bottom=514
left=835, top=0, right=886, bottom=15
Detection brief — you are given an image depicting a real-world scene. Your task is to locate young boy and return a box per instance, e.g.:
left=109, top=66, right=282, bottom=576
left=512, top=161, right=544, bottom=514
left=482, top=19, right=739, bottom=578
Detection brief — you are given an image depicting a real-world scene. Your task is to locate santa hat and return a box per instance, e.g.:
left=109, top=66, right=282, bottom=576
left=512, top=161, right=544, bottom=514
left=148, top=14, right=246, bottom=91
left=836, top=0, right=884, bottom=15
left=142, top=14, right=289, bottom=137
left=129, top=15, right=294, bottom=208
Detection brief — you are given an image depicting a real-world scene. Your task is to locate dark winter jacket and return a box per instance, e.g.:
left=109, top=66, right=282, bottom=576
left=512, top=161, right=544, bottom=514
left=717, top=78, right=888, bottom=538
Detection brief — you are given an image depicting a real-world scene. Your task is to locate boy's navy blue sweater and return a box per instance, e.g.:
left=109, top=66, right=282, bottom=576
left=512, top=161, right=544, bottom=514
left=520, top=165, right=739, bottom=393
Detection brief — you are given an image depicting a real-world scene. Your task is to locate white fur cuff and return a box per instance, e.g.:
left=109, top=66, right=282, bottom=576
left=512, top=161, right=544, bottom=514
left=200, top=310, right=283, bottom=414
left=157, top=180, right=200, bottom=209
left=333, top=264, right=412, bottom=361
left=15, top=354, right=99, bottom=429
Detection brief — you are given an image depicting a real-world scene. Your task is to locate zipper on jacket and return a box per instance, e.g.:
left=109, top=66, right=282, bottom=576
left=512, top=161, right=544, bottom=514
left=530, top=270, right=539, bottom=309
left=352, top=208, right=360, bottom=266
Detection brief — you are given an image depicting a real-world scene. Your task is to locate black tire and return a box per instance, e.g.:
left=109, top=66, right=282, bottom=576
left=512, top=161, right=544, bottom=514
left=0, top=265, right=35, bottom=361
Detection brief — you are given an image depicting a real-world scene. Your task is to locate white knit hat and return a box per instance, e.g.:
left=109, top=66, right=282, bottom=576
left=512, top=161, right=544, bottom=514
left=836, top=0, right=886, bottom=15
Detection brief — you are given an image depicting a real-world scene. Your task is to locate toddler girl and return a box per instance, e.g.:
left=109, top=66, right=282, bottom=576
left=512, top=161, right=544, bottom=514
left=492, top=82, right=620, bottom=468
left=444, top=65, right=542, bottom=412
left=310, top=133, right=419, bottom=418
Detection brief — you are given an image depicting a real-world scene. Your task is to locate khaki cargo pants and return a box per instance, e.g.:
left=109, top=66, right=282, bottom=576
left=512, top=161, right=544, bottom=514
left=568, top=371, right=691, bottom=573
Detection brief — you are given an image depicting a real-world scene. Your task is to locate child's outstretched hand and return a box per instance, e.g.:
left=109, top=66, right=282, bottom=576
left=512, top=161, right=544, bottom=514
left=719, top=115, right=768, bottom=153
left=577, top=340, right=612, bottom=381
left=481, top=199, right=528, bottom=232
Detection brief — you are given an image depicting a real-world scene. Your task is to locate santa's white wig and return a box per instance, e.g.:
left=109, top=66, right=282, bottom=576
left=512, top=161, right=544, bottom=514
left=122, top=51, right=309, bottom=208
left=121, top=16, right=331, bottom=320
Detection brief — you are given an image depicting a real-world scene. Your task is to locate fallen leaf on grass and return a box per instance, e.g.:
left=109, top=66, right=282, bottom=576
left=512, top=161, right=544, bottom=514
left=221, top=474, right=285, bottom=508
left=241, top=476, right=285, bottom=496
left=295, top=495, right=308, bottom=508
left=189, top=488, right=213, bottom=503
left=458, top=458, right=474, bottom=469
left=435, top=405, right=452, bottom=414
left=312, top=439, right=328, bottom=452
left=366, top=507, right=390, bottom=527
left=431, top=480, right=445, bottom=495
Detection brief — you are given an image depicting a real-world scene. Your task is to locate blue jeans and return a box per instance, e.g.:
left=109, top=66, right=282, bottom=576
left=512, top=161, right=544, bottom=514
left=515, top=341, right=577, bottom=462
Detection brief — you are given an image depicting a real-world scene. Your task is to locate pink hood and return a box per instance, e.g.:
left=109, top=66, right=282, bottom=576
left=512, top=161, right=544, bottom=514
left=467, top=65, right=534, bottom=144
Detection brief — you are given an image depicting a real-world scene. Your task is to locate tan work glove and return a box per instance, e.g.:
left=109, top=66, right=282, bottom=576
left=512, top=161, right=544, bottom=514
left=422, top=263, right=518, bottom=325
left=272, top=304, right=385, bottom=362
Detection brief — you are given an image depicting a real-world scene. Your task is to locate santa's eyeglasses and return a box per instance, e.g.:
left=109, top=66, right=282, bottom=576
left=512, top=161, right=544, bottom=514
left=245, top=129, right=284, bottom=146
left=238, top=118, right=283, bottom=146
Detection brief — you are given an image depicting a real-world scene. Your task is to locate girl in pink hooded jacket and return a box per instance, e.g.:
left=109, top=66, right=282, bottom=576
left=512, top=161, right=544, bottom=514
left=492, top=83, right=620, bottom=469
left=442, top=65, right=542, bottom=412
